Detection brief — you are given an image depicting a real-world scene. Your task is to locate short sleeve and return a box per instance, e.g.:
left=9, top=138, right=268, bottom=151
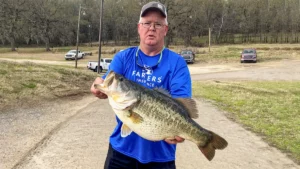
left=169, top=58, right=192, bottom=98
left=102, top=53, right=124, bottom=79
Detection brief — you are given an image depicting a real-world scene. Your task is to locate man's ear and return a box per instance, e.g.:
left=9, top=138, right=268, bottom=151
left=164, top=25, right=169, bottom=36
left=137, top=24, right=141, bottom=35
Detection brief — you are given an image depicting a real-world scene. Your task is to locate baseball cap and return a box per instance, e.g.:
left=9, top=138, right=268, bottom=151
left=140, top=1, right=167, bottom=18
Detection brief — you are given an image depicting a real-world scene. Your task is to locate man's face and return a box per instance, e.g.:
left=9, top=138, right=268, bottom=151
left=138, top=11, right=168, bottom=47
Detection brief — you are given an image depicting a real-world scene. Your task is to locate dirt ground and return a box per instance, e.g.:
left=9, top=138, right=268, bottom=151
left=1, top=59, right=300, bottom=169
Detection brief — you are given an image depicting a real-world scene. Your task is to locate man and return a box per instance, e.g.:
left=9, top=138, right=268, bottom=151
left=90, top=1, right=192, bottom=169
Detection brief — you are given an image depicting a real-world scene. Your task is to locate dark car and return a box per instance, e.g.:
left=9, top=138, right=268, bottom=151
left=240, top=48, right=257, bottom=63
left=179, top=50, right=195, bottom=64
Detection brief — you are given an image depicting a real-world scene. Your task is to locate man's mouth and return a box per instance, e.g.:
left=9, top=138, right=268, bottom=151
left=147, top=35, right=155, bottom=38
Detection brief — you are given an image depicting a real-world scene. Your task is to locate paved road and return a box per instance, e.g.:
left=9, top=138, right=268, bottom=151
left=189, top=59, right=300, bottom=81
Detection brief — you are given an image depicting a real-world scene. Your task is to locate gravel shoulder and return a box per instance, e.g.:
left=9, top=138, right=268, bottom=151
left=1, top=59, right=300, bottom=169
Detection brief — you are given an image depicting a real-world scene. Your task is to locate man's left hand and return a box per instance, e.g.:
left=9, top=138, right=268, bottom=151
left=164, top=136, right=185, bottom=144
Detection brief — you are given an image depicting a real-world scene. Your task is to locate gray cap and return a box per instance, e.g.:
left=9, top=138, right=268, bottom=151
left=140, top=1, right=167, bottom=18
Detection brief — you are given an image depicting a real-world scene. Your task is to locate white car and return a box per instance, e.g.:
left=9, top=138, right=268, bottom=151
left=87, top=58, right=112, bottom=72
left=65, top=50, right=85, bottom=60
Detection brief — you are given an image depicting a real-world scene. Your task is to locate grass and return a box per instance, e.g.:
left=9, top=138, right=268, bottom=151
left=2, top=44, right=300, bottom=65
left=0, top=46, right=117, bottom=68
left=0, top=61, right=98, bottom=110
left=192, top=80, right=300, bottom=163
left=0, top=45, right=125, bottom=54
left=196, top=44, right=300, bottom=64
left=169, top=44, right=300, bottom=64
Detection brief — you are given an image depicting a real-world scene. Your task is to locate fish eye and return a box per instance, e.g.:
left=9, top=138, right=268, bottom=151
left=119, top=77, right=124, bottom=81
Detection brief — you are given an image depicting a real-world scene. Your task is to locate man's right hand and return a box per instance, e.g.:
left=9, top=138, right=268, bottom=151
left=90, top=77, right=108, bottom=99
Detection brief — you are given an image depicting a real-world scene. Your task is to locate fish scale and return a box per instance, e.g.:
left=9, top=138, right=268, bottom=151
left=131, top=88, right=207, bottom=142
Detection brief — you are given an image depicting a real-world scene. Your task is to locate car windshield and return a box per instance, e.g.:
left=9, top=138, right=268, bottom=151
left=181, top=50, right=192, bottom=54
left=243, top=49, right=255, bottom=54
left=69, top=50, right=76, bottom=53
left=105, top=59, right=112, bottom=63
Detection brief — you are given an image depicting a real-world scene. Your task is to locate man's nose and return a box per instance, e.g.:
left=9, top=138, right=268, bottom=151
left=149, top=24, right=156, bottom=30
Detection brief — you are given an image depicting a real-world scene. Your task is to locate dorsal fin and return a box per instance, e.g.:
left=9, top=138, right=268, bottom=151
left=154, top=87, right=171, bottom=97
left=175, top=98, right=199, bottom=119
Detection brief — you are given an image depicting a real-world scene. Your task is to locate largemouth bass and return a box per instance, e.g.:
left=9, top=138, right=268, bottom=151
left=94, top=71, right=228, bottom=161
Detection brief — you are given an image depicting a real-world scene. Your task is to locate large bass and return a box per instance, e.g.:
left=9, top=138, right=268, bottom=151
left=94, top=71, right=228, bottom=161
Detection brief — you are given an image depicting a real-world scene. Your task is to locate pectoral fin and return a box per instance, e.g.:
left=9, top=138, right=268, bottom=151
left=128, top=110, right=143, bottom=124
left=121, top=124, right=132, bottom=137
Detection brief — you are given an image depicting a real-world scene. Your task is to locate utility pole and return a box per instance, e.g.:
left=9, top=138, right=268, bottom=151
left=89, top=24, right=92, bottom=47
left=75, top=4, right=82, bottom=68
left=208, top=27, right=211, bottom=52
left=97, top=0, right=104, bottom=74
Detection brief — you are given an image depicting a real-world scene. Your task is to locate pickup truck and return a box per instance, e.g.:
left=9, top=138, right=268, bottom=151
left=87, top=58, right=112, bottom=72
left=65, top=50, right=85, bottom=60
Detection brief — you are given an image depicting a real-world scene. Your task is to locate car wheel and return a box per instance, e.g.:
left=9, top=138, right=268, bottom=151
left=240, top=60, right=244, bottom=63
left=99, top=67, right=103, bottom=73
left=253, top=60, right=257, bottom=63
left=94, top=67, right=97, bottom=72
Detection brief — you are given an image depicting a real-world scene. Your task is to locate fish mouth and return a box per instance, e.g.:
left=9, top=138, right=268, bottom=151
left=94, top=71, right=116, bottom=93
left=103, top=71, right=116, bottom=87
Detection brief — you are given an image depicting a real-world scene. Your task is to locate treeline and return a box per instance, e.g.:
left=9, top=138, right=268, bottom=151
left=1, top=0, right=300, bottom=51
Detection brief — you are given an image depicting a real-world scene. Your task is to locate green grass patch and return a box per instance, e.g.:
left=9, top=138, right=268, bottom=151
left=0, top=48, right=13, bottom=53
left=0, top=69, right=7, bottom=75
left=21, top=82, right=37, bottom=89
left=0, top=60, right=97, bottom=109
left=193, top=81, right=300, bottom=163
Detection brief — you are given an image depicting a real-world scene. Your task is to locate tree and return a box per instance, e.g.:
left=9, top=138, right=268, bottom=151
left=28, top=0, right=71, bottom=51
left=1, top=0, right=300, bottom=48
left=0, top=0, right=29, bottom=51
left=159, top=0, right=193, bottom=47
left=199, top=0, right=224, bottom=50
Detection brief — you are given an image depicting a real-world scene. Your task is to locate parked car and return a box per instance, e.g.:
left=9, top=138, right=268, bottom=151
left=65, top=50, right=85, bottom=60
left=179, top=50, right=195, bottom=64
left=87, top=58, right=112, bottom=72
left=240, top=48, right=257, bottom=63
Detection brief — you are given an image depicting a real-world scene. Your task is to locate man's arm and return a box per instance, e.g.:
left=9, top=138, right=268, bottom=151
left=90, top=77, right=108, bottom=99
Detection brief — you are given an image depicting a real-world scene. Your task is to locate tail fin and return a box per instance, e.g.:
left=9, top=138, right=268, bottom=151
left=198, top=132, right=228, bottom=161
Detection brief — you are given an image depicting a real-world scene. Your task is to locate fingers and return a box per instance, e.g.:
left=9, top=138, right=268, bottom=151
left=174, top=136, right=185, bottom=143
left=91, top=77, right=108, bottom=99
left=164, top=136, right=185, bottom=144
left=164, top=139, right=177, bottom=144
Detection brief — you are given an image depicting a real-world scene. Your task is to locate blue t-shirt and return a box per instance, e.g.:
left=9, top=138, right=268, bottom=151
left=102, top=46, right=192, bottom=163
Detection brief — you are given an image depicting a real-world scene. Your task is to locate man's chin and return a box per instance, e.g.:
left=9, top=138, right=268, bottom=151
left=145, top=40, right=157, bottom=46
